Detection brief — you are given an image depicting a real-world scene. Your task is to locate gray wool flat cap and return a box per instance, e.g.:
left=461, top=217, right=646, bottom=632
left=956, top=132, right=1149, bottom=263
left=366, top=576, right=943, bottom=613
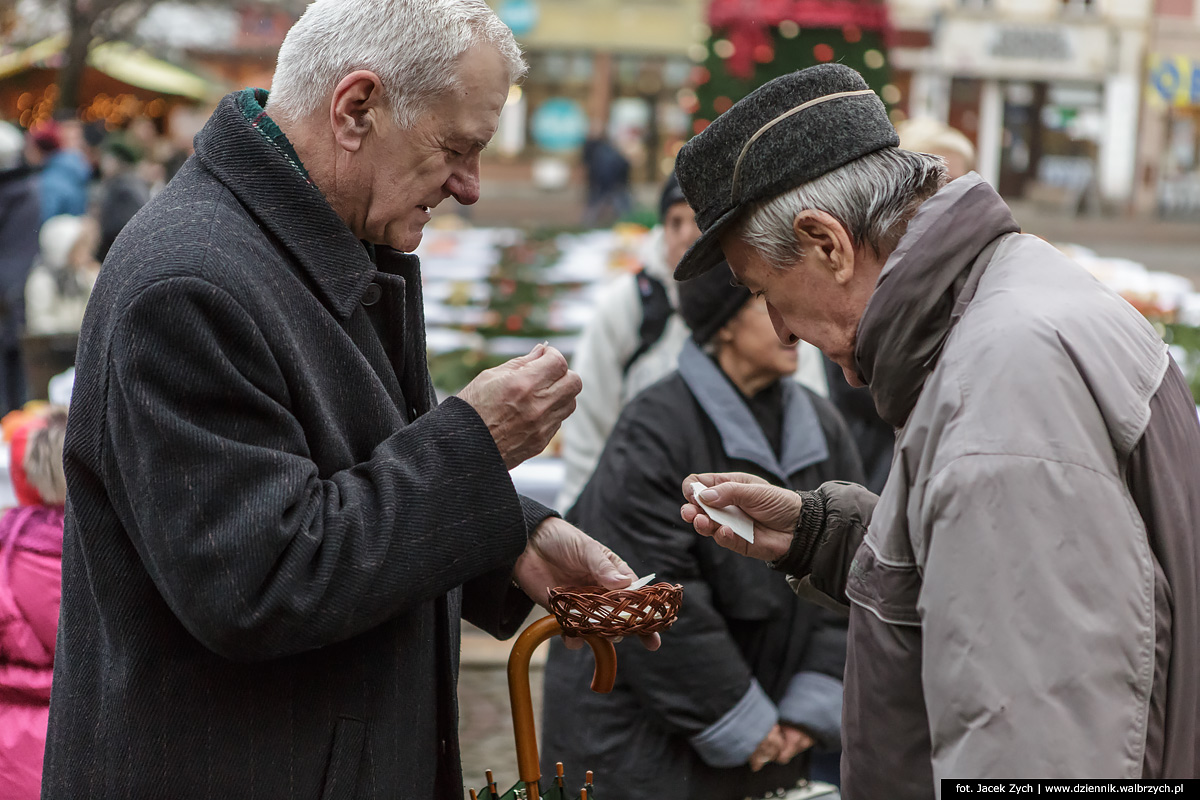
left=673, top=63, right=898, bottom=281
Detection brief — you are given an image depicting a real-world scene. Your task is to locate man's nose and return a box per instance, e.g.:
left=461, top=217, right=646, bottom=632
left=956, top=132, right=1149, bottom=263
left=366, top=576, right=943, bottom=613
left=447, top=162, right=481, bottom=206
left=767, top=302, right=799, bottom=345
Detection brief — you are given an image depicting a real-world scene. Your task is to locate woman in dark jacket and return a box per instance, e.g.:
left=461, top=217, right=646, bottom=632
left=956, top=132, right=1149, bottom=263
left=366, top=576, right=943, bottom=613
left=540, top=265, right=864, bottom=800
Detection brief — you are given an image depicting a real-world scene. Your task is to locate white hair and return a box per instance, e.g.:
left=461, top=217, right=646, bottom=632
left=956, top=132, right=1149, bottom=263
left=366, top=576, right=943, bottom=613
left=738, top=147, right=948, bottom=269
left=268, top=0, right=526, bottom=128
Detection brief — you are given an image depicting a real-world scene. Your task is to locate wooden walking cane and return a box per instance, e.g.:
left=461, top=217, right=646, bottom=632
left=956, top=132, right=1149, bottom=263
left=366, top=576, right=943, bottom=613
left=479, top=581, right=682, bottom=799
left=506, top=616, right=617, bottom=799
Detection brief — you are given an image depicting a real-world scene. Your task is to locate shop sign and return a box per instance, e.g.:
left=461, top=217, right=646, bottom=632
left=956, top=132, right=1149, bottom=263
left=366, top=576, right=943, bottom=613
left=497, top=0, right=539, bottom=37
left=531, top=97, right=588, bottom=152
left=936, top=17, right=1110, bottom=81
left=1147, top=55, right=1200, bottom=108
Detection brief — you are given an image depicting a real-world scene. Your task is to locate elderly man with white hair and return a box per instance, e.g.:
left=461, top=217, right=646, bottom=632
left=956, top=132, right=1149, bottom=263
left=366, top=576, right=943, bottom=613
left=677, top=65, right=1200, bottom=795
left=42, top=3, right=654, bottom=799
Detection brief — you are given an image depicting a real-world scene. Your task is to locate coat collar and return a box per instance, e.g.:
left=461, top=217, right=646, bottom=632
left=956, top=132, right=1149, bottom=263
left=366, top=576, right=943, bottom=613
left=855, top=174, right=1020, bottom=427
left=678, top=338, right=828, bottom=483
left=192, top=91, right=377, bottom=320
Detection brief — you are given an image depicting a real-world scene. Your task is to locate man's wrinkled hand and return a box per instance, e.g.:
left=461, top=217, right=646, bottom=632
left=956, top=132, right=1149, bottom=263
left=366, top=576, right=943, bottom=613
left=680, top=472, right=801, bottom=562
left=458, top=343, right=582, bottom=469
left=513, top=516, right=661, bottom=652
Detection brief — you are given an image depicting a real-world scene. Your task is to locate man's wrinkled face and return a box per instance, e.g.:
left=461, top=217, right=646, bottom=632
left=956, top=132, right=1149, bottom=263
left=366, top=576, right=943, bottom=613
left=663, top=201, right=702, bottom=269
left=358, top=44, right=510, bottom=251
left=720, top=231, right=868, bottom=386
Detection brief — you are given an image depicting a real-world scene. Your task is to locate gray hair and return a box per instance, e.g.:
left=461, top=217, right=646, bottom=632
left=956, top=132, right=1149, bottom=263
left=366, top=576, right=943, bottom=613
left=737, top=147, right=948, bottom=268
left=268, top=0, right=526, bottom=128
left=24, top=406, right=68, bottom=506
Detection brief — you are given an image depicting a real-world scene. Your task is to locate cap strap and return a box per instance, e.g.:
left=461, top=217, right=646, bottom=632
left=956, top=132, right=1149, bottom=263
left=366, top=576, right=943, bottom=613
left=730, top=89, right=877, bottom=203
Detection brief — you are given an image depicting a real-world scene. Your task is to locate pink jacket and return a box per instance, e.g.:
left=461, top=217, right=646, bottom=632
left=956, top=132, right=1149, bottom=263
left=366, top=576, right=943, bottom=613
left=0, top=505, right=64, bottom=800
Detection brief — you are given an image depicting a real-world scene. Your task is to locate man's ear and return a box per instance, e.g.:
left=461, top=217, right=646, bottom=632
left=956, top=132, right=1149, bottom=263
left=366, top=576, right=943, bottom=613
left=792, top=209, right=857, bottom=285
left=329, top=70, right=385, bottom=153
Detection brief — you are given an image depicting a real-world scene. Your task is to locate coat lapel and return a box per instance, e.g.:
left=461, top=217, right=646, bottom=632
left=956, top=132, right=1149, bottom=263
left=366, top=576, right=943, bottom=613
left=678, top=339, right=828, bottom=483
left=192, top=93, right=375, bottom=321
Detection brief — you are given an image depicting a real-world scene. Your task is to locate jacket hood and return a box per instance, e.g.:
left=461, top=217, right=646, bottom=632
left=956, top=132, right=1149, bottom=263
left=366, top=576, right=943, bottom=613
left=678, top=339, right=829, bottom=483
left=855, top=174, right=1020, bottom=427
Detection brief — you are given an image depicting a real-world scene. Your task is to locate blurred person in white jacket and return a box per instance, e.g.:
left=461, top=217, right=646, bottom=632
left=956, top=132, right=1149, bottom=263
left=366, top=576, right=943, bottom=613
left=25, top=214, right=101, bottom=337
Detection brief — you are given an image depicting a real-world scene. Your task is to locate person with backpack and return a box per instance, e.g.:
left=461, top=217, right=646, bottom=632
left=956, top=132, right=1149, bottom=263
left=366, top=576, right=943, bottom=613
left=556, top=172, right=698, bottom=512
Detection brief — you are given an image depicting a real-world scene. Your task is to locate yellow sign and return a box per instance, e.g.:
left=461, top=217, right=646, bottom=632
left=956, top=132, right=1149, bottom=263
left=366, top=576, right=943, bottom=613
left=1147, top=54, right=1200, bottom=108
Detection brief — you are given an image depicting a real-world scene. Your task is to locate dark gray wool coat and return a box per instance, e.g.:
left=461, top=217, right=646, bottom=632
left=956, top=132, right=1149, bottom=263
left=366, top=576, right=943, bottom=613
left=42, top=92, right=548, bottom=800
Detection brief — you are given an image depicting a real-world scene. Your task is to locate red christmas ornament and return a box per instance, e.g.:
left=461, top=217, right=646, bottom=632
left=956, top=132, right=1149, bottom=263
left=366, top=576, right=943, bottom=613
left=753, top=43, right=775, bottom=63
left=813, top=43, right=834, bottom=62
left=690, top=66, right=711, bottom=86
left=693, top=118, right=711, bottom=135
left=714, top=96, right=734, bottom=114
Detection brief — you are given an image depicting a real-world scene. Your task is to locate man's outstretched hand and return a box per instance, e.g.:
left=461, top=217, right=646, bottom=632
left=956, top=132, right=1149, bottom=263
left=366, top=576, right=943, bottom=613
left=514, top=516, right=661, bottom=651
left=681, top=472, right=802, bottom=562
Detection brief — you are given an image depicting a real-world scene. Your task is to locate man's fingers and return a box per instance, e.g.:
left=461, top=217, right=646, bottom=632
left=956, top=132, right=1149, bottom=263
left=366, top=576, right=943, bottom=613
left=638, top=632, right=661, bottom=651
left=522, top=344, right=570, bottom=382
left=562, top=634, right=585, bottom=650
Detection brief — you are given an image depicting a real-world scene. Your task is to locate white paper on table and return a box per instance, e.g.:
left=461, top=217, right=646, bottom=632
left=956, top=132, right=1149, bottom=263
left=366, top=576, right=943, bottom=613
left=690, top=482, right=755, bottom=544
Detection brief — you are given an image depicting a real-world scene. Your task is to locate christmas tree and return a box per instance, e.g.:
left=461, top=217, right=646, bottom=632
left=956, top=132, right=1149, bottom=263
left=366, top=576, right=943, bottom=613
left=687, top=0, right=896, bottom=133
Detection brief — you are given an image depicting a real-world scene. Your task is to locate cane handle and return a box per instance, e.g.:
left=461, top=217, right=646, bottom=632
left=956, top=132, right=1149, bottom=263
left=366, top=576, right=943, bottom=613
left=507, top=615, right=617, bottom=785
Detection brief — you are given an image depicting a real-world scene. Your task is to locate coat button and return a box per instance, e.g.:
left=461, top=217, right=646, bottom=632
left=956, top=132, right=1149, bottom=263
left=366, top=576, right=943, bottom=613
left=361, top=283, right=382, bottom=306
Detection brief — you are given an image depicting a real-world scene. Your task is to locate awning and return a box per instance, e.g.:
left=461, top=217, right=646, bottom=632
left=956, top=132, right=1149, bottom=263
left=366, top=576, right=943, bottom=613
left=0, top=35, right=222, bottom=101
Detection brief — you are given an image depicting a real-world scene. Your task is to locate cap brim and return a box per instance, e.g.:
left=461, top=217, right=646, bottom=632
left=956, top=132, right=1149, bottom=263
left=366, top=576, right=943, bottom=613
left=673, top=205, right=741, bottom=281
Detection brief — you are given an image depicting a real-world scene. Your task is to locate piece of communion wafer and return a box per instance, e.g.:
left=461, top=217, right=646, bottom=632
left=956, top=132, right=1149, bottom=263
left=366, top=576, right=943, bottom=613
left=690, top=481, right=755, bottom=543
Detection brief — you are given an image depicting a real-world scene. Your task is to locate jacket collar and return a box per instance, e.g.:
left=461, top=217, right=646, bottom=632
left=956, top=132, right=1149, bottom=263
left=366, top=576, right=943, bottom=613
left=855, top=174, right=1020, bottom=428
left=678, top=339, right=828, bottom=483
left=192, top=91, right=376, bottom=320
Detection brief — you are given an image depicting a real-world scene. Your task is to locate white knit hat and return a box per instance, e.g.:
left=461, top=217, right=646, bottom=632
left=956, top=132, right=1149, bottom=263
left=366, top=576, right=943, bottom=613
left=39, top=214, right=92, bottom=269
left=0, top=122, right=25, bottom=171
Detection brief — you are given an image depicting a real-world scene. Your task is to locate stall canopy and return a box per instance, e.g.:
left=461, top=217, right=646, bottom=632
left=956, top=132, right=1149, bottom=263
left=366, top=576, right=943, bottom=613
left=0, top=35, right=222, bottom=101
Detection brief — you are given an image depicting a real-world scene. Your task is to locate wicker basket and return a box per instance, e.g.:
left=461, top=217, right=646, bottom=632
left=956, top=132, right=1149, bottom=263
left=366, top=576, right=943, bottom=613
left=547, top=582, right=683, bottom=637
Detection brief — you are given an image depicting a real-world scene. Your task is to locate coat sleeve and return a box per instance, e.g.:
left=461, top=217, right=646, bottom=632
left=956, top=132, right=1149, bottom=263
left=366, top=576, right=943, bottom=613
left=555, top=275, right=640, bottom=512
left=776, top=481, right=878, bottom=608
left=572, top=402, right=775, bottom=769
left=104, top=277, right=530, bottom=661
left=919, top=454, right=1156, bottom=780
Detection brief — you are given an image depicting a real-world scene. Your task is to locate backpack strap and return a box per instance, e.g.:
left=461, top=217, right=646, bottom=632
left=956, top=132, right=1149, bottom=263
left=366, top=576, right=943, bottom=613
left=622, top=268, right=673, bottom=377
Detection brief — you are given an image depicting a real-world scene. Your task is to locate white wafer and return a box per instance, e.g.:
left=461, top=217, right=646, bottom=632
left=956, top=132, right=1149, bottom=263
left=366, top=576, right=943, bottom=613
left=690, top=482, right=755, bottom=543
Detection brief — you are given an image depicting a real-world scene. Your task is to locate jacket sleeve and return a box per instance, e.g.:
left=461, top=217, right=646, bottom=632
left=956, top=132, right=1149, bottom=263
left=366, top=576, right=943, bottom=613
left=572, top=405, right=774, bottom=768
left=104, top=277, right=530, bottom=661
left=459, top=495, right=548, bottom=639
left=774, top=481, right=878, bottom=607
left=919, top=454, right=1156, bottom=780
left=556, top=275, right=640, bottom=512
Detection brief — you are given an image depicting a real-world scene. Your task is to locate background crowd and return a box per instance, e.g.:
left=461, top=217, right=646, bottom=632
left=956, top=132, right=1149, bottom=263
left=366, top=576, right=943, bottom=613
left=0, top=113, right=187, bottom=415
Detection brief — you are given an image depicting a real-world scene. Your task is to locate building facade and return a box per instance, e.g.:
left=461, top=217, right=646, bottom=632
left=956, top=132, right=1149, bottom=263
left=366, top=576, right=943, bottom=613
left=889, top=0, right=1151, bottom=208
left=1137, top=0, right=1200, bottom=215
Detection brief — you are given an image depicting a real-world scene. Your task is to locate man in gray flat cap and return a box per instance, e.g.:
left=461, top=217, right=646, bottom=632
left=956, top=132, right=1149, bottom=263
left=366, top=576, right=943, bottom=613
left=676, top=63, right=1200, bottom=795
